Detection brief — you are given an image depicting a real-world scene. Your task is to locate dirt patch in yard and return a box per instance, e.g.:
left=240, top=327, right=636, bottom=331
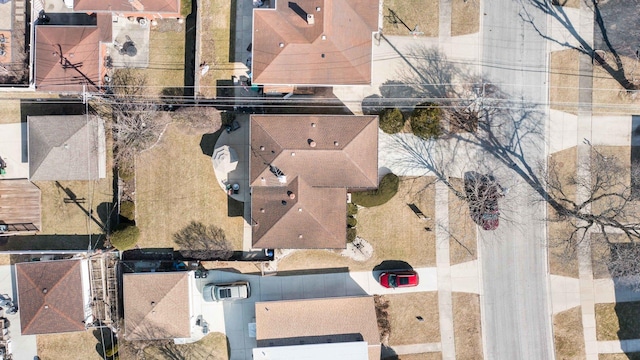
left=386, top=292, right=440, bottom=345
left=553, top=306, right=585, bottom=360
left=448, top=178, right=477, bottom=265
left=0, top=100, right=21, bottom=124
left=135, top=122, right=244, bottom=251
left=385, top=354, right=442, bottom=360
left=452, top=292, right=483, bottom=360
left=277, top=176, right=436, bottom=272
left=37, top=330, right=106, bottom=360
left=451, top=0, right=479, bottom=36
left=383, top=0, right=439, bottom=37
left=548, top=146, right=579, bottom=278
left=549, top=49, right=581, bottom=114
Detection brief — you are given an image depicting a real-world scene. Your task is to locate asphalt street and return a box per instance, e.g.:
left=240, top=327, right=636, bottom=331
left=479, top=0, right=554, bottom=359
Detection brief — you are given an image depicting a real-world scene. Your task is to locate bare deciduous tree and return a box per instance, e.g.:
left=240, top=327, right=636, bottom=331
left=92, top=68, right=169, bottom=172
left=173, top=221, right=233, bottom=260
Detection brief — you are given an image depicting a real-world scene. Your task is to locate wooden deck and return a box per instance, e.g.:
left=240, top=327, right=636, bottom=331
left=0, top=179, right=41, bottom=233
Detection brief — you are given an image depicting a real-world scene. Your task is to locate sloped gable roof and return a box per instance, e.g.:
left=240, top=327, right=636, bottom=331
left=16, top=260, right=86, bottom=335
left=73, top=0, right=179, bottom=13
left=35, top=26, right=101, bottom=92
left=255, top=297, right=381, bottom=360
left=252, top=0, right=378, bottom=85
left=250, top=115, right=378, bottom=249
left=28, top=115, right=105, bottom=181
left=123, top=272, right=191, bottom=340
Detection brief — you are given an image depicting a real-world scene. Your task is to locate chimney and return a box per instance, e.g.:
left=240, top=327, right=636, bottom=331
left=307, top=13, right=315, bottom=25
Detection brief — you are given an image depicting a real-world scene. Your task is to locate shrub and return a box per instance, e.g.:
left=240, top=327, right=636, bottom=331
left=347, top=216, right=358, bottom=228
left=347, top=203, right=358, bottom=216
left=410, top=104, right=442, bottom=139
left=351, top=173, right=399, bottom=207
left=347, top=227, right=357, bottom=243
left=110, top=224, right=140, bottom=250
left=120, top=201, right=135, bottom=222
left=378, top=108, right=405, bottom=134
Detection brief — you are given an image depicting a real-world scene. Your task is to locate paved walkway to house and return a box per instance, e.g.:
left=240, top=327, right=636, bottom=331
left=392, top=342, right=443, bottom=354
left=435, top=181, right=456, bottom=360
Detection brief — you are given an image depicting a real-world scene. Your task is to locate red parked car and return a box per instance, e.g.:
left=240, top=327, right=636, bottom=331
left=379, top=271, right=419, bottom=288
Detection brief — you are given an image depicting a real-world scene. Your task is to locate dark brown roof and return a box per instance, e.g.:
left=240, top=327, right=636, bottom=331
left=252, top=0, right=378, bottom=85
left=123, top=272, right=191, bottom=340
left=73, top=0, right=180, bottom=13
left=250, top=115, right=378, bottom=249
left=255, top=297, right=381, bottom=360
left=35, top=26, right=101, bottom=92
left=16, top=260, right=86, bottom=335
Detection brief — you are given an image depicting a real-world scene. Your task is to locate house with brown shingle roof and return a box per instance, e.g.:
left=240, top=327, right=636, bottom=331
left=252, top=0, right=379, bottom=86
left=16, top=259, right=91, bottom=335
left=123, top=272, right=192, bottom=340
left=250, top=114, right=378, bottom=249
left=34, top=25, right=103, bottom=92
left=253, top=296, right=381, bottom=360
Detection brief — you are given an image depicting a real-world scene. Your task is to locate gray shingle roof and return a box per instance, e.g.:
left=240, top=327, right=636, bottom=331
left=28, top=115, right=105, bottom=181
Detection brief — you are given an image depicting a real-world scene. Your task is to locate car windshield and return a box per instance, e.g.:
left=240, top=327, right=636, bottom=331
left=482, top=213, right=498, bottom=220
left=219, top=288, right=232, bottom=298
left=388, top=274, right=397, bottom=287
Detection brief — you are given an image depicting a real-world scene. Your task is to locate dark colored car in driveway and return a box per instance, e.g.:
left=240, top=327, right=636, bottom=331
left=379, top=270, right=419, bottom=288
left=464, top=172, right=501, bottom=230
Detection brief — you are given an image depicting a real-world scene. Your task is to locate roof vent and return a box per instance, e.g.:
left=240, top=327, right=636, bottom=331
left=260, top=208, right=265, bottom=213
left=291, top=152, right=296, bottom=156
left=321, top=35, right=327, bottom=40
left=279, top=42, right=284, bottom=48
left=316, top=6, right=321, bottom=11
left=334, top=141, right=339, bottom=146
left=308, top=139, right=316, bottom=147
left=288, top=191, right=296, bottom=199
left=311, top=122, right=316, bottom=127
left=151, top=301, right=156, bottom=306
left=321, top=53, right=325, bottom=58
left=260, top=146, right=265, bottom=151
left=298, top=208, right=302, bottom=212
left=42, top=288, right=48, bottom=294
left=44, top=305, right=49, bottom=309
left=281, top=200, right=287, bottom=206
left=307, top=13, right=315, bottom=25
left=277, top=175, right=287, bottom=184
left=298, top=234, right=303, bottom=239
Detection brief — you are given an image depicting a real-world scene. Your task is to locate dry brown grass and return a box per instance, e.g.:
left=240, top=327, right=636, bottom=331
left=144, top=21, right=186, bottom=96
left=198, top=0, right=234, bottom=98
left=383, top=0, right=439, bottom=37
left=386, top=292, right=440, bottom=345
left=0, top=100, right=21, bottom=124
left=144, top=332, right=228, bottom=360
left=555, top=0, right=581, bottom=8
left=596, top=302, right=640, bottom=341
left=391, top=354, right=442, bottom=360
left=599, top=353, right=640, bottom=360
left=548, top=146, right=579, bottom=278
left=592, top=55, right=640, bottom=115
left=452, top=292, right=483, bottom=360
left=451, top=0, right=479, bottom=36
left=553, top=306, right=585, bottom=360
left=37, top=330, right=105, bottom=360
left=135, top=123, right=244, bottom=250
left=448, top=178, right=477, bottom=265
left=549, top=49, right=581, bottom=114
left=0, top=255, right=11, bottom=266
left=277, top=177, right=436, bottom=272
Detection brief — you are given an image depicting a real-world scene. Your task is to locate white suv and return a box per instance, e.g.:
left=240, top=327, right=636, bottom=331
left=203, top=281, right=250, bottom=302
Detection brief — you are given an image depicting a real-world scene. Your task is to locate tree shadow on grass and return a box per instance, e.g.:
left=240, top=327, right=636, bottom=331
left=199, top=131, right=222, bottom=156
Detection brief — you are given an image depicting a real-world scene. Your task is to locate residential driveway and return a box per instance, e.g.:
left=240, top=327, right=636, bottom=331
left=0, top=123, right=28, bottom=179
left=190, top=267, right=436, bottom=360
left=0, top=265, right=37, bottom=360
